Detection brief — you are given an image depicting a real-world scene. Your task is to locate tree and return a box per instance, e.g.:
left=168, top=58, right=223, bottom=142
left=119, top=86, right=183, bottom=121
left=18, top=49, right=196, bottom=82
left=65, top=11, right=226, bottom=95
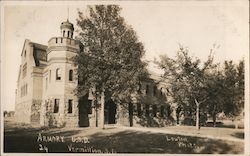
left=75, top=5, right=147, bottom=128
left=156, top=45, right=217, bottom=130
left=205, top=69, right=224, bottom=127
left=222, top=60, right=244, bottom=122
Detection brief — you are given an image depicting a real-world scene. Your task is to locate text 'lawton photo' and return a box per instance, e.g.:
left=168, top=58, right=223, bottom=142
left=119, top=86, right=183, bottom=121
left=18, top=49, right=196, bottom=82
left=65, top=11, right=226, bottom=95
left=1, top=1, right=249, bottom=155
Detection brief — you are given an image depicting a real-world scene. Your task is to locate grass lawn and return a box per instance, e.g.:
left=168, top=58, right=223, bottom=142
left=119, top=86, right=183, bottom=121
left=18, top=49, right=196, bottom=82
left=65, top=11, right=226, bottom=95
left=4, top=117, right=244, bottom=154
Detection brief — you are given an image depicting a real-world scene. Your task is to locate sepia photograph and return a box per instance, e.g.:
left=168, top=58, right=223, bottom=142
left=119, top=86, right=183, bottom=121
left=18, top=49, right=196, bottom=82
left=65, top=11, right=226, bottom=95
left=0, top=0, right=249, bottom=155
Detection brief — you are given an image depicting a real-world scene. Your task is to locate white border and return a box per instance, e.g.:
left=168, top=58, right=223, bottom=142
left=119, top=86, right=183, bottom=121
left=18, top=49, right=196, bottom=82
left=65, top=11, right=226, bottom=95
left=0, top=1, right=249, bottom=156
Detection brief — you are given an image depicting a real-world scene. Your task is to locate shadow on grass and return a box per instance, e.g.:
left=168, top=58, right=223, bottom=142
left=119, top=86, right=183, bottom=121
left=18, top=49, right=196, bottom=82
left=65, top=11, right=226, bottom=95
left=231, top=132, right=244, bottom=139
left=86, top=130, right=243, bottom=154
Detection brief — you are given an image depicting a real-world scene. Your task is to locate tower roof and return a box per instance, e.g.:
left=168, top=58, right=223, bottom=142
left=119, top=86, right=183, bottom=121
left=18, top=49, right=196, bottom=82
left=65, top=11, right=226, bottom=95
left=60, top=19, right=74, bottom=31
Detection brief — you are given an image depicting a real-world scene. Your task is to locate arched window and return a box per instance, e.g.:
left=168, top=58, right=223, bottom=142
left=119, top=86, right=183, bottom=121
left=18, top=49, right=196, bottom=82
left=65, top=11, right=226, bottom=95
left=56, top=68, right=61, bottom=80
left=69, top=69, right=73, bottom=81
left=63, top=30, right=65, bottom=37
left=67, top=31, right=70, bottom=38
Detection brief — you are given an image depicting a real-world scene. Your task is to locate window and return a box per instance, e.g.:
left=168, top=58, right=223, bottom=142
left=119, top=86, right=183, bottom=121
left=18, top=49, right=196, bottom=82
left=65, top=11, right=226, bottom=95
left=67, top=31, right=70, bottom=38
left=22, top=63, right=27, bottom=78
left=54, top=99, right=59, bottom=113
left=56, top=38, right=58, bottom=43
left=146, top=85, right=149, bottom=95
left=153, top=86, right=157, bottom=96
left=145, top=104, right=149, bottom=116
left=69, top=70, right=73, bottom=81
left=63, top=30, right=65, bottom=37
left=45, top=100, right=49, bottom=111
left=152, top=105, right=157, bottom=117
left=160, top=105, right=165, bottom=117
left=21, top=84, right=28, bottom=97
left=137, top=83, right=141, bottom=93
left=137, top=104, right=142, bottom=116
left=56, top=68, right=61, bottom=80
left=24, top=50, right=26, bottom=57
left=68, top=99, right=73, bottom=113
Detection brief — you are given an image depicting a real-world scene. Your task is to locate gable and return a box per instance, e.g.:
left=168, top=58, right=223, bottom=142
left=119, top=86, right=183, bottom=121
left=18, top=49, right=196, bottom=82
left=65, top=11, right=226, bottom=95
left=31, top=42, right=48, bottom=66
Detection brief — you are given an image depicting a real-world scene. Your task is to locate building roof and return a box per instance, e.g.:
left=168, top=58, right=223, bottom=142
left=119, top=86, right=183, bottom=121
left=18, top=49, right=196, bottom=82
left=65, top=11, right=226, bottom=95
left=60, top=19, right=74, bottom=31
left=30, top=42, right=48, bottom=66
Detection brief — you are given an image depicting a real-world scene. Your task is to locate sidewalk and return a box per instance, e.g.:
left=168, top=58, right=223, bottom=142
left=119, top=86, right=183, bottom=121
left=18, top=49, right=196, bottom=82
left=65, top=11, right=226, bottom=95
left=118, top=125, right=244, bottom=142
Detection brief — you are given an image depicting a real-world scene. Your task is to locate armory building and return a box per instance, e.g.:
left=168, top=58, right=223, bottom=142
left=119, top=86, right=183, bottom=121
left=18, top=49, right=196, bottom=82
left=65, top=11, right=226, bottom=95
left=15, top=20, right=173, bottom=128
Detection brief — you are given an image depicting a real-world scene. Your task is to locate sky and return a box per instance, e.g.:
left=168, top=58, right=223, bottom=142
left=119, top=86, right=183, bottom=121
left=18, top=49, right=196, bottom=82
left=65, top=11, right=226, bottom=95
left=1, top=1, right=249, bottom=111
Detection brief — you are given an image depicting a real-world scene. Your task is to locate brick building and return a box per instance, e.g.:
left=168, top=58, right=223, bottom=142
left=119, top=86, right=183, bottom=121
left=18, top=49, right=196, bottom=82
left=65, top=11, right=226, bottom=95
left=15, top=20, right=173, bottom=128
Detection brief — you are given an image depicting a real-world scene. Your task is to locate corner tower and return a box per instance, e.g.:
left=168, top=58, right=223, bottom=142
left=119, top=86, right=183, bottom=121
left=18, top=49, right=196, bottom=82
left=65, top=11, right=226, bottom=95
left=41, top=20, right=81, bottom=127
left=60, top=19, right=74, bottom=38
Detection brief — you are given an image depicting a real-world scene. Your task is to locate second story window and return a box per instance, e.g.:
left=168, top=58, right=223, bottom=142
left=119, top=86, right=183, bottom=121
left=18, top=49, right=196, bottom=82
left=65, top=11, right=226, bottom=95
left=69, top=70, right=73, bottom=81
left=56, top=68, right=61, bottom=80
left=22, top=63, right=27, bottom=78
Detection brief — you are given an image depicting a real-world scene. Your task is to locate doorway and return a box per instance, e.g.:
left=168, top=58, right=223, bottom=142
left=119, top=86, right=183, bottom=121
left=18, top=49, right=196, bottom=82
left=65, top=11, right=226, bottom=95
left=78, top=95, right=91, bottom=127
left=104, top=100, right=117, bottom=124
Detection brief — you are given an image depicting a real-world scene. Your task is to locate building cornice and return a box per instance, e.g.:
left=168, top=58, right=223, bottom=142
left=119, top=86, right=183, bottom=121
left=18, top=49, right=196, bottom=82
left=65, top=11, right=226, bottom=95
left=47, top=46, right=79, bottom=54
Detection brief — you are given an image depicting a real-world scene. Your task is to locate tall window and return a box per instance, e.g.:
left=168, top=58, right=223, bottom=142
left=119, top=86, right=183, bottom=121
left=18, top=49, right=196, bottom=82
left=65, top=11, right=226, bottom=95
left=137, top=104, right=142, bottom=116
left=67, top=31, right=70, bottom=38
left=137, top=83, right=141, bottom=93
left=153, top=86, right=157, bottom=96
left=22, top=63, right=27, bottom=78
left=63, top=31, right=65, bottom=37
left=146, top=85, right=149, bottom=95
left=68, top=99, right=73, bottom=113
left=145, top=104, right=149, bottom=116
left=160, top=105, right=165, bottom=117
left=21, top=84, right=28, bottom=97
left=56, top=68, right=61, bottom=80
left=54, top=99, right=59, bottom=113
left=152, top=105, right=157, bottom=117
left=69, top=70, right=73, bottom=81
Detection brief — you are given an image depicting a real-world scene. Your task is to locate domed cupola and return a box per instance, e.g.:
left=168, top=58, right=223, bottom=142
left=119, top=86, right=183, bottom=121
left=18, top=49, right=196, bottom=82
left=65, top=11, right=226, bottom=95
left=60, top=19, right=74, bottom=38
